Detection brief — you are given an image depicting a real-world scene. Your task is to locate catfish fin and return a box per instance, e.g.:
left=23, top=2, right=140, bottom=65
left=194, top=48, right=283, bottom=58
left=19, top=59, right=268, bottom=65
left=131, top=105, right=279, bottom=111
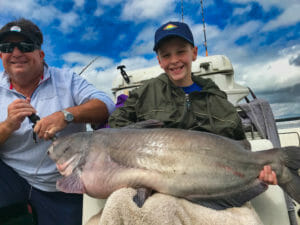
left=186, top=181, right=267, bottom=210
left=281, top=172, right=300, bottom=204
left=133, top=187, right=153, bottom=208
left=124, top=120, right=164, bottom=129
left=236, top=139, right=252, bottom=151
left=278, top=146, right=300, bottom=203
left=56, top=171, right=85, bottom=194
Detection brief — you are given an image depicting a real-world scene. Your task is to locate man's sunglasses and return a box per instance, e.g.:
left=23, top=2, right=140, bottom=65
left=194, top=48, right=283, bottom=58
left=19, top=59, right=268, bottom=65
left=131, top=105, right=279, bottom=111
left=0, top=42, right=40, bottom=53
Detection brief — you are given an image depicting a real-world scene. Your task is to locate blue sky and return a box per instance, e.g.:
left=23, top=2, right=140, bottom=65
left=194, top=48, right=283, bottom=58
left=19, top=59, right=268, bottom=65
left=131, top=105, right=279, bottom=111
left=0, top=0, right=300, bottom=118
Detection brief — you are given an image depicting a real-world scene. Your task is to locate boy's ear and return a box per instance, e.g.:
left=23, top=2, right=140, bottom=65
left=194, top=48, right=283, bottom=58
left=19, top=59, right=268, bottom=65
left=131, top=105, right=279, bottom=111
left=192, top=46, right=198, bottom=61
left=157, top=55, right=163, bottom=68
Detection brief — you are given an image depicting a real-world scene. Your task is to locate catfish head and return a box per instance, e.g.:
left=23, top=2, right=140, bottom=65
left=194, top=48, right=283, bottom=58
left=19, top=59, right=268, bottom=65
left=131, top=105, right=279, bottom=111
left=48, top=131, right=92, bottom=176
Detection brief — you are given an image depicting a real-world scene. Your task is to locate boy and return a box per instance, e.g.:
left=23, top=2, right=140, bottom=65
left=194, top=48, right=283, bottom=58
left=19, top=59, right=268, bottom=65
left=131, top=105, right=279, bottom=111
left=109, top=21, right=245, bottom=140
left=108, top=21, right=276, bottom=187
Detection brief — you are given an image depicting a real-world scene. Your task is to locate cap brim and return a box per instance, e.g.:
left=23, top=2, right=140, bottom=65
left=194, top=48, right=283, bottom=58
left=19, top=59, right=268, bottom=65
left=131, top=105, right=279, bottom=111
left=0, top=31, right=33, bottom=43
left=153, top=33, right=194, bottom=51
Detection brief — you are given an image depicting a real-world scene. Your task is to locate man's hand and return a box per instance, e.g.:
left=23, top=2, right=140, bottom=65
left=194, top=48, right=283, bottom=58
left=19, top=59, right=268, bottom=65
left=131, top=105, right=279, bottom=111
left=259, top=165, right=278, bottom=185
left=5, top=98, right=36, bottom=132
left=34, top=111, right=67, bottom=140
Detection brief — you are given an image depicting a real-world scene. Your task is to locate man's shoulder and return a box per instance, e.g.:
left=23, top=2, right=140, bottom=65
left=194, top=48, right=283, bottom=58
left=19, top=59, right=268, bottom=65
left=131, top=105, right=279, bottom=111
left=47, top=66, right=74, bottom=76
left=0, top=71, right=8, bottom=86
left=45, top=66, right=79, bottom=83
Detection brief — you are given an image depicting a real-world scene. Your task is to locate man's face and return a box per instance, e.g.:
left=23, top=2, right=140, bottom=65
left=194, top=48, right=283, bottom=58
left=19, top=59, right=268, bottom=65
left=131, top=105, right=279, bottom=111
left=157, top=37, right=197, bottom=87
left=0, top=34, right=44, bottom=83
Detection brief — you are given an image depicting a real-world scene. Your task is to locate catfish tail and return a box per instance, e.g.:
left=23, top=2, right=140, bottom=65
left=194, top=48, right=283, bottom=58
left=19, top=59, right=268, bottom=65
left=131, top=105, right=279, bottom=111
left=278, top=146, right=300, bottom=204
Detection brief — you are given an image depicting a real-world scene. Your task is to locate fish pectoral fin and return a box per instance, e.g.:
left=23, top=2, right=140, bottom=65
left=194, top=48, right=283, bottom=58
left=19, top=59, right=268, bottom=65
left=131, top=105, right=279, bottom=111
left=56, top=172, right=85, bottom=194
left=133, top=187, right=153, bottom=208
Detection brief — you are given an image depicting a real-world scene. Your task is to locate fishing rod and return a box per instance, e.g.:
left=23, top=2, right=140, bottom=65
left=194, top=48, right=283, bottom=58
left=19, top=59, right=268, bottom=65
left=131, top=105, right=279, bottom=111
left=181, top=0, right=208, bottom=56
left=200, top=0, right=208, bottom=56
left=79, top=56, right=100, bottom=76
left=181, top=0, right=184, bottom=22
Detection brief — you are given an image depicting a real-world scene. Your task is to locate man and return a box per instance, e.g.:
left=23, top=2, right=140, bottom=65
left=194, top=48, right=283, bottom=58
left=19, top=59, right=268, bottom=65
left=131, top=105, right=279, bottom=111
left=0, top=18, right=115, bottom=224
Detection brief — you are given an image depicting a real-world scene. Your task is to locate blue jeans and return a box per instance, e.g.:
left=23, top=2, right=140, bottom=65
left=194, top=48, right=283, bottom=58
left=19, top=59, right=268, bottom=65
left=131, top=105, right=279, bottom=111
left=0, top=160, right=83, bottom=225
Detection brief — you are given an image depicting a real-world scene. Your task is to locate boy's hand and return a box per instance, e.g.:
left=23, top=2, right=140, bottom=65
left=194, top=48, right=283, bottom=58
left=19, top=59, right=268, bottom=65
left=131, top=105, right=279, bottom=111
left=259, top=165, right=278, bottom=185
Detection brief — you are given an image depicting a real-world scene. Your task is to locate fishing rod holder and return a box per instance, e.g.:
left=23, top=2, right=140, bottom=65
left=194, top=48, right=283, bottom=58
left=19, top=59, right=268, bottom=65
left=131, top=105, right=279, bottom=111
left=117, top=65, right=130, bottom=84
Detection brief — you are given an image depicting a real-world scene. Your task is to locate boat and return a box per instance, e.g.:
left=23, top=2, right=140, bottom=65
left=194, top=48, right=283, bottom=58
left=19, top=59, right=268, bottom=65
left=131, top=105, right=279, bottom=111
left=82, top=54, right=300, bottom=225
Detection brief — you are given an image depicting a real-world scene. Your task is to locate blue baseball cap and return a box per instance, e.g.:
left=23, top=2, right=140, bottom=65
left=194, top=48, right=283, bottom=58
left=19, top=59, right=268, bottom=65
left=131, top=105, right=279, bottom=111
left=153, top=21, right=194, bottom=51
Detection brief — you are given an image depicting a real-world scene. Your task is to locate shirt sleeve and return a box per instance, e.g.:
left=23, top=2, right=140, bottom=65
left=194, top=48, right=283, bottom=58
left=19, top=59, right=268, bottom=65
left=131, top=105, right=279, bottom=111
left=71, top=72, right=116, bottom=114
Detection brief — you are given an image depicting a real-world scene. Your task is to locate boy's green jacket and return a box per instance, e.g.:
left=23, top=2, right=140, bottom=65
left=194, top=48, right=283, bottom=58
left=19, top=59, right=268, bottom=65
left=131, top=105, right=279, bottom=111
left=108, top=73, right=246, bottom=140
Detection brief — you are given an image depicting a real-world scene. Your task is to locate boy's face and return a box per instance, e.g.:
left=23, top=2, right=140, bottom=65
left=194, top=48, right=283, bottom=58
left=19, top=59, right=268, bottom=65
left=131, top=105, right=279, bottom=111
left=157, top=37, right=197, bottom=87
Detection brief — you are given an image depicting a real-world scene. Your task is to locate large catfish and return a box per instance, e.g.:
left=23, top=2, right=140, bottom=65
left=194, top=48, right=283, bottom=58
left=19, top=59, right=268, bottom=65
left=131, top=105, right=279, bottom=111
left=47, top=125, right=300, bottom=208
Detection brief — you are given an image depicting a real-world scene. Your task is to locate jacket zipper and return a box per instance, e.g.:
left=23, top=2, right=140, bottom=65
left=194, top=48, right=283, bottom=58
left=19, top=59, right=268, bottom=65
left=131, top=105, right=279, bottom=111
left=185, top=94, right=191, bottom=111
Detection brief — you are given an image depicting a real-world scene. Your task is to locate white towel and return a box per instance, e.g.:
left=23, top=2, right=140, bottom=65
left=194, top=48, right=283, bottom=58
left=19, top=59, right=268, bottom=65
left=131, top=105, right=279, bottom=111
left=86, top=188, right=263, bottom=225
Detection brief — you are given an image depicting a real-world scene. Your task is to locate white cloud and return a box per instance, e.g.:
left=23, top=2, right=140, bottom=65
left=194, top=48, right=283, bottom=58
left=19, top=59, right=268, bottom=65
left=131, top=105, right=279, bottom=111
left=121, top=26, right=156, bottom=56
left=228, top=0, right=297, bottom=10
left=254, top=0, right=299, bottom=11
left=94, top=8, right=104, bottom=17
left=121, top=0, right=176, bottom=21
left=228, top=0, right=300, bottom=31
left=263, top=4, right=300, bottom=31
left=235, top=45, right=300, bottom=92
left=94, top=0, right=122, bottom=16
left=230, top=21, right=262, bottom=41
left=31, top=6, right=60, bottom=24
left=81, top=27, right=100, bottom=41
left=73, top=0, right=85, bottom=8
left=0, top=0, right=36, bottom=15
left=62, top=52, right=114, bottom=69
left=0, top=0, right=81, bottom=34
left=232, top=5, right=252, bottom=16
left=57, top=12, right=80, bottom=33
left=118, top=57, right=157, bottom=71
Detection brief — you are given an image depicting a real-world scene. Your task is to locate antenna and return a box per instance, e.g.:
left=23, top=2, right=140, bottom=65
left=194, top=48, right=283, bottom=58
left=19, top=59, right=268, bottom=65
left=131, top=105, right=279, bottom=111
left=200, top=0, right=208, bottom=56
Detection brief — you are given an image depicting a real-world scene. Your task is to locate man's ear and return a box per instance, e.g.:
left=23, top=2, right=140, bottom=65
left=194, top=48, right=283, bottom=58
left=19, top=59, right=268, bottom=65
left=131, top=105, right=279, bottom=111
left=192, top=46, right=198, bottom=61
left=39, top=50, right=45, bottom=60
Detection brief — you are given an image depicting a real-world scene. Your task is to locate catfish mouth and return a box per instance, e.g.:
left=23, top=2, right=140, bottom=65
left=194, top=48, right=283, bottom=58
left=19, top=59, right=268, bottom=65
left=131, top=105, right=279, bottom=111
left=56, top=154, right=80, bottom=176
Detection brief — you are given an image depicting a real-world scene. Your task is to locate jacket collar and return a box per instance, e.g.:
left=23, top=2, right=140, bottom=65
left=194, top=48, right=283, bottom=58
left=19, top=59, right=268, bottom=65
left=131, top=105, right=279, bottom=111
left=157, top=72, right=227, bottom=98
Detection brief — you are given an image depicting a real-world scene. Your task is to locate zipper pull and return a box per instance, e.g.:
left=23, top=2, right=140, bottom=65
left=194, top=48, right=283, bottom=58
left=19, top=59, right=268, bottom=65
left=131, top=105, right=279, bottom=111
left=185, top=94, right=190, bottom=111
